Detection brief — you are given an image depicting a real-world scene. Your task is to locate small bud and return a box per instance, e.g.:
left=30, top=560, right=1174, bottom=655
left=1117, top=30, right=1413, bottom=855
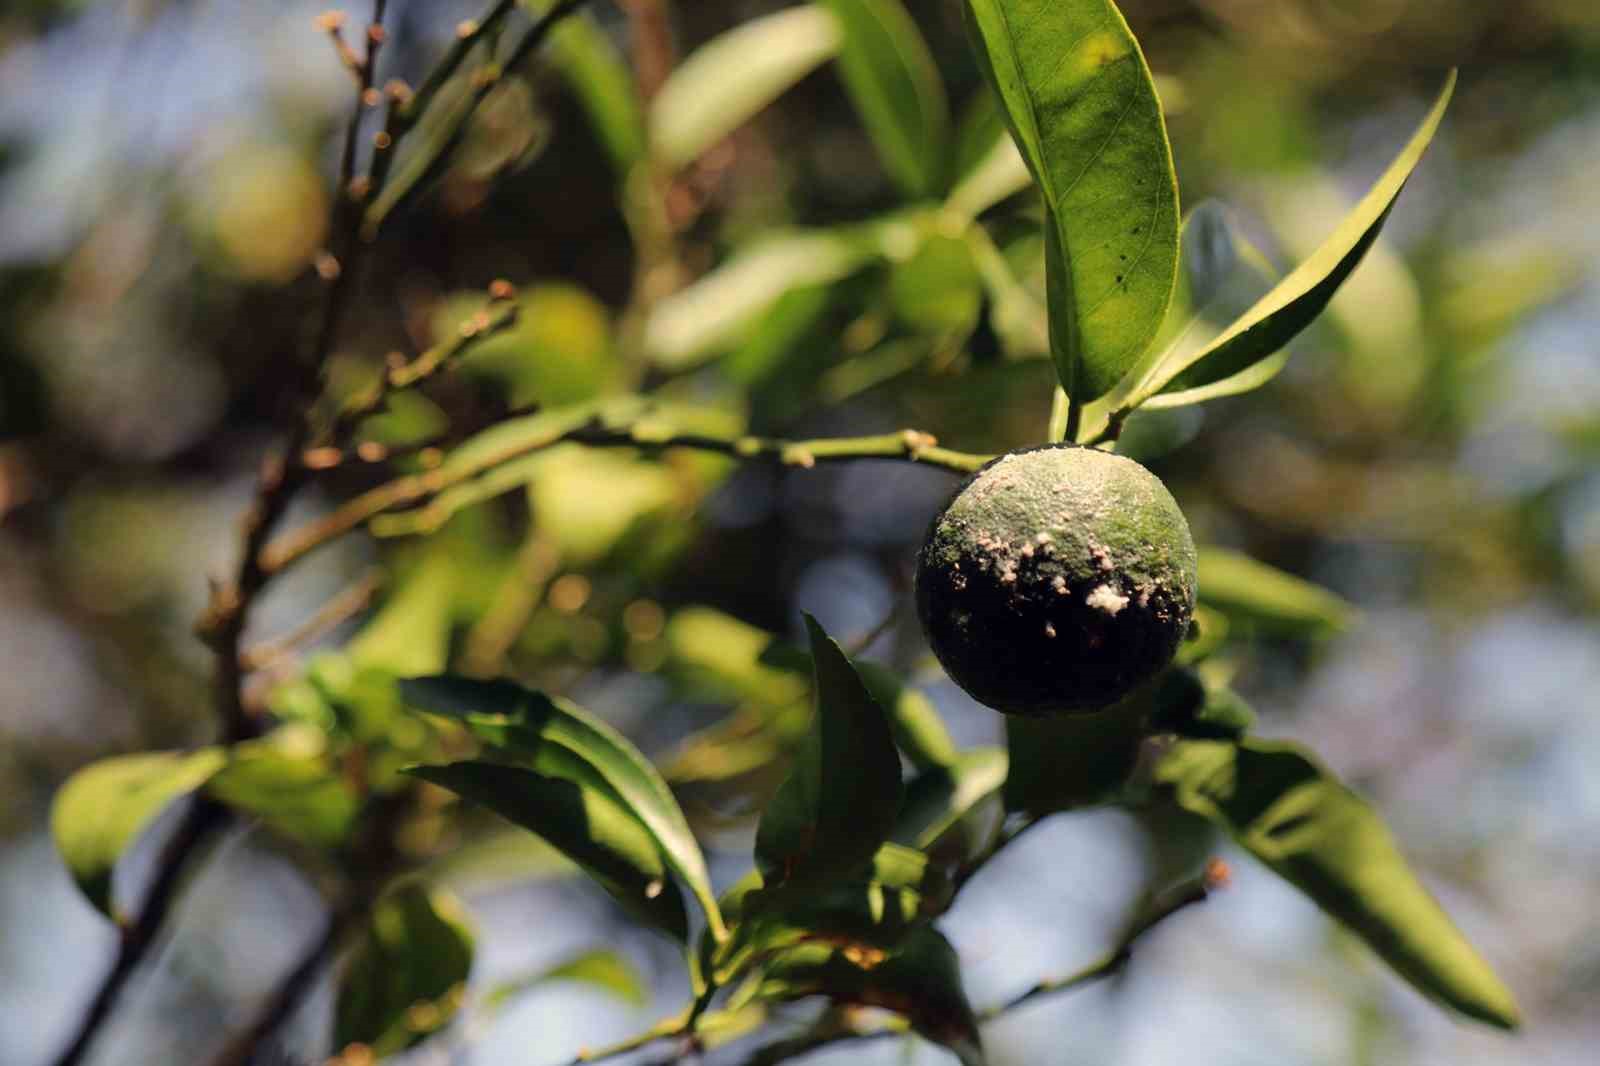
left=372, top=130, right=392, bottom=150
left=366, top=24, right=387, bottom=46
left=1203, top=857, right=1232, bottom=892
left=384, top=79, right=414, bottom=106
left=361, top=87, right=381, bottom=108
left=303, top=447, right=343, bottom=470
left=347, top=175, right=372, bottom=200
left=314, top=10, right=347, bottom=33
left=488, top=278, right=516, bottom=301
left=314, top=251, right=341, bottom=280
left=356, top=441, right=388, bottom=463
left=456, top=19, right=479, bottom=39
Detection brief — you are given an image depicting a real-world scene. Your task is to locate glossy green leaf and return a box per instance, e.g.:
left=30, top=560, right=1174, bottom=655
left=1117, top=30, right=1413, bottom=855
left=1156, top=738, right=1520, bottom=1029
left=824, top=0, right=949, bottom=198
left=206, top=740, right=359, bottom=849
left=755, top=616, right=904, bottom=887
left=410, top=762, right=690, bottom=940
left=401, top=676, right=722, bottom=939
left=894, top=748, right=1008, bottom=851
left=757, top=926, right=983, bottom=1065
left=1003, top=687, right=1150, bottom=816
left=51, top=749, right=227, bottom=920
left=962, top=0, right=1180, bottom=402
left=483, top=948, right=647, bottom=1011
left=1197, top=547, right=1357, bottom=638
left=651, top=5, right=842, bottom=170
left=1106, top=73, right=1455, bottom=419
left=334, top=883, right=475, bottom=1056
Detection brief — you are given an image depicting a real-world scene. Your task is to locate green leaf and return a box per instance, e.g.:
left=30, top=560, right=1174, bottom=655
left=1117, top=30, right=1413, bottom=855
left=1003, top=683, right=1153, bottom=815
left=823, top=0, right=949, bottom=198
left=645, top=229, right=878, bottom=369
left=401, top=676, right=723, bottom=939
left=1102, top=73, right=1455, bottom=421
left=206, top=740, right=360, bottom=849
left=410, top=762, right=690, bottom=941
left=536, top=2, right=646, bottom=173
left=1197, top=547, right=1357, bottom=638
left=1156, top=739, right=1521, bottom=1029
left=483, top=948, right=647, bottom=1011
left=1144, top=667, right=1255, bottom=739
left=650, top=5, right=842, bottom=170
left=962, top=0, right=1180, bottom=402
left=335, top=883, right=476, bottom=1057
left=894, top=747, right=1008, bottom=851
left=756, top=926, right=983, bottom=1065
left=51, top=749, right=227, bottom=920
left=853, top=661, right=959, bottom=771
left=754, top=616, right=904, bottom=887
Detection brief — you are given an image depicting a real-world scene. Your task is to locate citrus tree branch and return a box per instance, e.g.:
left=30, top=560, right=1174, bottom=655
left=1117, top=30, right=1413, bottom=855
left=260, top=425, right=989, bottom=573
left=51, top=7, right=393, bottom=1065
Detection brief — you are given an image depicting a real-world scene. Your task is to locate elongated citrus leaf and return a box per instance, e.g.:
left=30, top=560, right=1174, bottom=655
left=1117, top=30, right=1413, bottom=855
left=651, top=5, right=842, bottom=170
left=1114, top=73, right=1455, bottom=416
left=401, top=676, right=722, bottom=939
left=853, top=661, right=959, bottom=771
left=824, top=0, right=949, bottom=198
left=962, top=0, right=1180, bottom=402
left=410, top=762, right=689, bottom=941
left=207, top=741, right=359, bottom=849
left=1158, top=739, right=1520, bottom=1029
left=645, top=229, right=878, bottom=369
left=894, top=747, right=1008, bottom=851
left=483, top=948, right=647, bottom=1011
left=52, top=749, right=227, bottom=920
left=528, top=1, right=646, bottom=173
left=756, top=926, right=983, bottom=1065
left=755, top=616, right=903, bottom=887
left=334, top=883, right=476, bottom=1057
left=1197, top=547, right=1357, bottom=638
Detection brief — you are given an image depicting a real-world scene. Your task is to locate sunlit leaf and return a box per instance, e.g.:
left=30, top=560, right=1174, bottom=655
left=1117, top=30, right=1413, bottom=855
left=1100, top=73, right=1455, bottom=423
left=483, top=948, right=647, bottom=1011
left=207, top=740, right=359, bottom=849
left=824, top=0, right=949, bottom=198
left=410, top=762, right=689, bottom=940
left=853, top=660, right=958, bottom=771
left=963, top=0, right=1180, bottom=402
left=1197, top=547, right=1357, bottom=638
left=401, top=676, right=722, bottom=939
left=1157, top=738, right=1521, bottom=1029
left=51, top=749, right=226, bottom=920
left=645, top=229, right=878, bottom=369
left=651, top=5, right=842, bottom=170
left=334, top=883, right=476, bottom=1057
left=755, top=616, right=903, bottom=887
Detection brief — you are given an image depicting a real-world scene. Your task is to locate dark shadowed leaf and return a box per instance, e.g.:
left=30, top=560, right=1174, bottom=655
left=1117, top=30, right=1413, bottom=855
left=1157, top=738, right=1520, bottom=1029
left=756, top=925, right=984, bottom=1065
left=1003, top=679, right=1163, bottom=815
left=824, top=0, right=949, bottom=199
left=52, top=749, right=226, bottom=920
left=409, top=762, right=689, bottom=941
left=853, top=661, right=959, bottom=771
left=962, top=0, right=1179, bottom=402
left=335, top=883, right=475, bottom=1057
left=1197, top=547, right=1357, bottom=638
left=401, top=675, right=721, bottom=939
left=755, top=616, right=903, bottom=887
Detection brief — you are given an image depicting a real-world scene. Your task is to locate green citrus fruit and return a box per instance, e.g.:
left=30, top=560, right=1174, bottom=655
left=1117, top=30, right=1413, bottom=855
left=915, top=444, right=1197, bottom=716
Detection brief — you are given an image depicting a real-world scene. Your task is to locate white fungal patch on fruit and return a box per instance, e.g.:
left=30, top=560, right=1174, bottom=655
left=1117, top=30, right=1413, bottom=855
left=1086, top=584, right=1130, bottom=616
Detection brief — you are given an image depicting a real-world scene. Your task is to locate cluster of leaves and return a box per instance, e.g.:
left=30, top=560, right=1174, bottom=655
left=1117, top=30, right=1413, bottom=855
left=46, top=0, right=1523, bottom=1062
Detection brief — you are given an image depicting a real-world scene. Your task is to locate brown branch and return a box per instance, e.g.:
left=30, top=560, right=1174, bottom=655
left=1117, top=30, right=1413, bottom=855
left=240, top=569, right=384, bottom=673
left=52, top=7, right=394, bottom=1066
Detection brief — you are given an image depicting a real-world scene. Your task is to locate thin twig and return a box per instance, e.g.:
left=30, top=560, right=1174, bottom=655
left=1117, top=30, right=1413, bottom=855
left=240, top=569, right=384, bottom=672
left=52, top=7, right=394, bottom=1066
left=261, top=423, right=986, bottom=574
